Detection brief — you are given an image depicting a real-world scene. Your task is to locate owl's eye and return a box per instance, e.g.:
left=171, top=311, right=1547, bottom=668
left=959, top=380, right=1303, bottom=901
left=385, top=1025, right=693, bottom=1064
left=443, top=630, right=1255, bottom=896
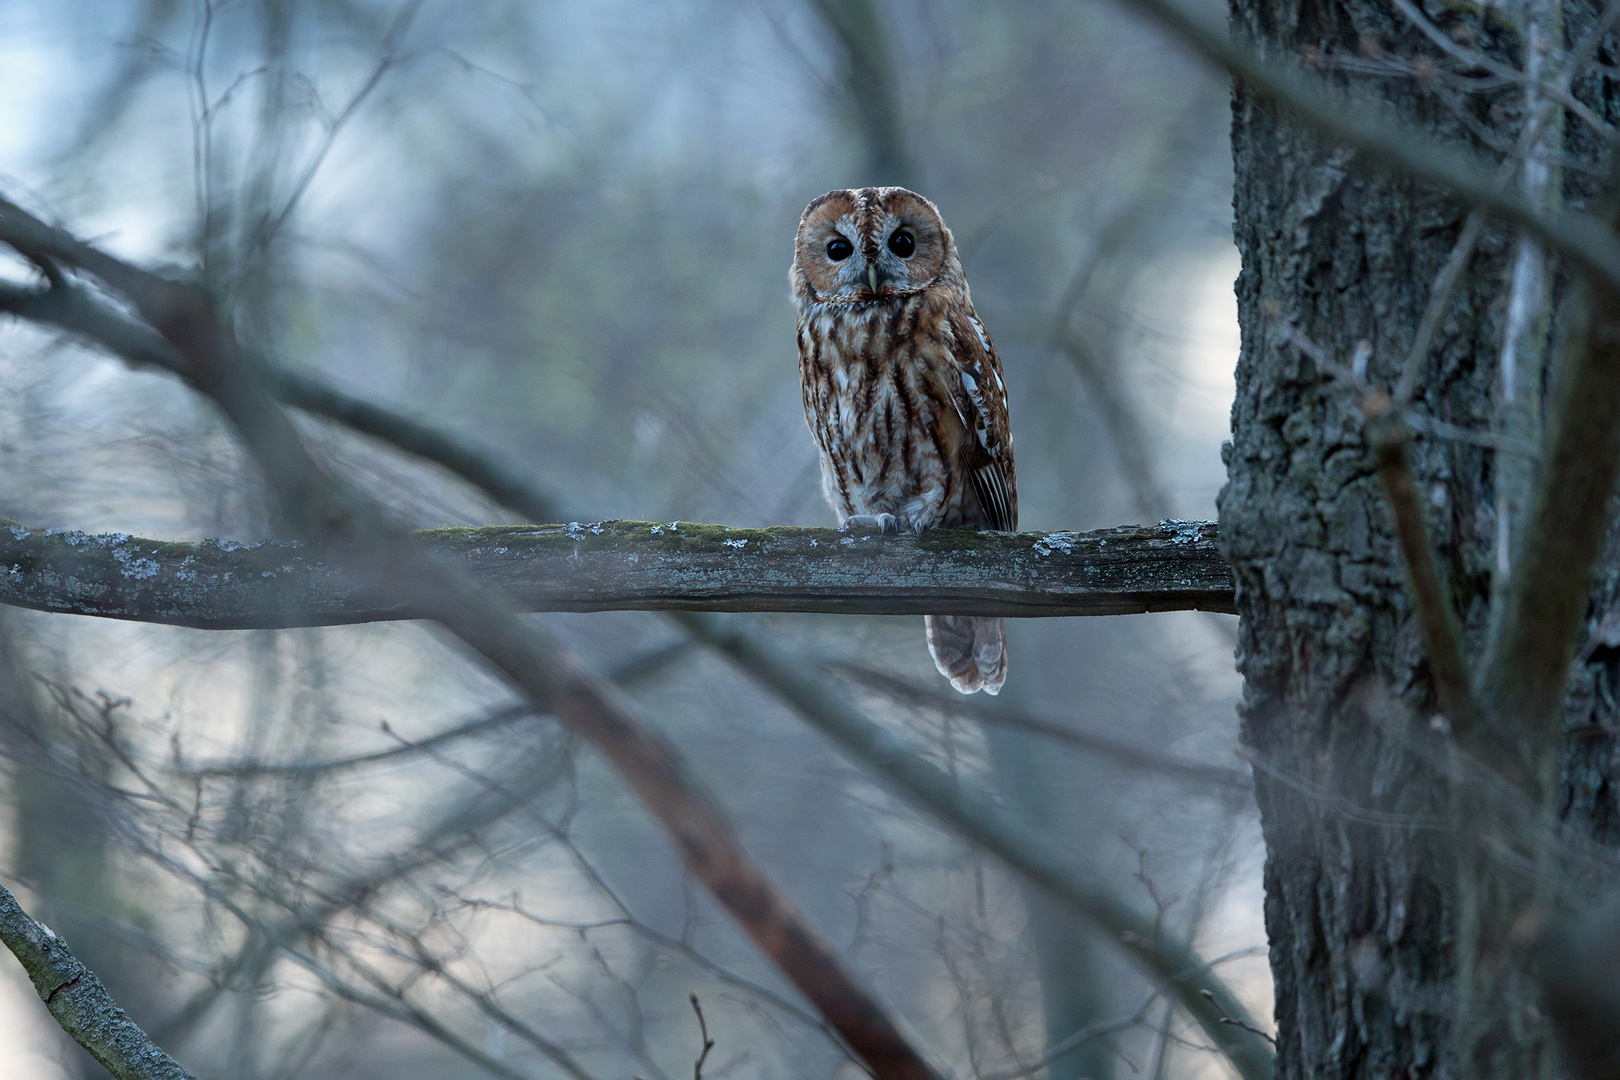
left=826, top=236, right=854, bottom=261
left=888, top=229, right=915, bottom=258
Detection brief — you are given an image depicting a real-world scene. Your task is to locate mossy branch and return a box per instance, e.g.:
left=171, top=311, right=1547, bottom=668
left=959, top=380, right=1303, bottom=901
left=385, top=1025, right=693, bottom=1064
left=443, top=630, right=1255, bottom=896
left=0, top=519, right=1235, bottom=630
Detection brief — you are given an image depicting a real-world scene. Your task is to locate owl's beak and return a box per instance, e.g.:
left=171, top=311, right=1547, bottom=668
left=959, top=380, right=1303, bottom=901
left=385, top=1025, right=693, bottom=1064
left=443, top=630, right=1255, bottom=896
left=867, top=264, right=880, bottom=295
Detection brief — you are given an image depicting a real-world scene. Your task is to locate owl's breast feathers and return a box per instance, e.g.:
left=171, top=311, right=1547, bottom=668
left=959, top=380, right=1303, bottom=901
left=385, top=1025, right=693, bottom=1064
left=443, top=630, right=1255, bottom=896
left=796, top=287, right=1016, bottom=532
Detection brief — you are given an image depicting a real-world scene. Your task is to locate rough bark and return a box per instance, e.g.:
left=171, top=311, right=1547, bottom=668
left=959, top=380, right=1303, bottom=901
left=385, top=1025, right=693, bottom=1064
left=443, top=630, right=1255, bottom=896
left=0, top=519, right=1235, bottom=628
left=0, top=879, right=195, bottom=1080
left=1223, top=1, right=1620, bottom=1077
left=1224, top=89, right=1488, bottom=1072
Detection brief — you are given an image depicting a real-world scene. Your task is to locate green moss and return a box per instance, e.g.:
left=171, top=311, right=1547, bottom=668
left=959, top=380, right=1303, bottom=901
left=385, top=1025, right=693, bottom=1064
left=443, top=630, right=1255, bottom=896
left=430, top=524, right=1043, bottom=557
left=915, top=528, right=995, bottom=552
left=1, top=520, right=1215, bottom=591
left=413, top=521, right=1201, bottom=557
left=420, top=520, right=856, bottom=554
left=414, top=524, right=806, bottom=557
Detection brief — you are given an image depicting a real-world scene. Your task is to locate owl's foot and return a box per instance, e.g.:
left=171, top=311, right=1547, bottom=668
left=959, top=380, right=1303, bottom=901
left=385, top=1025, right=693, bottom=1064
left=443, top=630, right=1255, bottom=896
left=840, top=513, right=901, bottom=535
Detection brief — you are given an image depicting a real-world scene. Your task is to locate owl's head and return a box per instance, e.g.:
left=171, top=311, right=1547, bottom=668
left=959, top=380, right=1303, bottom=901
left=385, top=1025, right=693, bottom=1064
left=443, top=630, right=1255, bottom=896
left=791, top=187, right=961, bottom=305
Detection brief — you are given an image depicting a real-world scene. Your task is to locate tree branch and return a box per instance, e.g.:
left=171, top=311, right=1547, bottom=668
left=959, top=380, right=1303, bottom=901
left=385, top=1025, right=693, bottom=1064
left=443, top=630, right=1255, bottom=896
left=0, top=196, right=1263, bottom=1080
left=1477, top=281, right=1620, bottom=774
left=93, top=259, right=943, bottom=1078
left=1361, top=398, right=1487, bottom=743
left=0, top=518, right=1235, bottom=629
left=1476, top=159, right=1620, bottom=781
left=0, top=263, right=563, bottom=526
left=0, top=878, right=196, bottom=1080
left=828, top=660, right=1253, bottom=793
left=1103, top=0, right=1620, bottom=293
left=674, top=610, right=1276, bottom=1080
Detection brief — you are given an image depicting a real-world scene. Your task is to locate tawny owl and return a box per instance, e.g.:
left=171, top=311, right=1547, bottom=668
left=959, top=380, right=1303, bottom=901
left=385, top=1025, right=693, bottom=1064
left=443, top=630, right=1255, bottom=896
left=792, top=187, right=1017, bottom=695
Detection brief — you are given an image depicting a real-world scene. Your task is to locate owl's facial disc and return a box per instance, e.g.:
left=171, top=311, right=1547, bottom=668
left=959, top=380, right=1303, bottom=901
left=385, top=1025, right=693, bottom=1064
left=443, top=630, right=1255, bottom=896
left=794, top=188, right=954, bottom=303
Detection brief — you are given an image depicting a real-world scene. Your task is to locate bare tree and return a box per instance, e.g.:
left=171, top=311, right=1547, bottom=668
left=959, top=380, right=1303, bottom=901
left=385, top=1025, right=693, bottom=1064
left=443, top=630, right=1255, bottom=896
left=29, top=3, right=1620, bottom=1080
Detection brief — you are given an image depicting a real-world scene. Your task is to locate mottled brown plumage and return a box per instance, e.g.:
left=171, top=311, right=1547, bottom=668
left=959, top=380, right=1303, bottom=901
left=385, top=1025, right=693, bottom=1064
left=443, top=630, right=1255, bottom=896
left=791, top=187, right=1017, bottom=694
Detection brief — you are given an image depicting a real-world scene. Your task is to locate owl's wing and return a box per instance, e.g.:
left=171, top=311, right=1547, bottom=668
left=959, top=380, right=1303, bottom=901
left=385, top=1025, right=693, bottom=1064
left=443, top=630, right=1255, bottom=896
left=943, top=309, right=1017, bottom=532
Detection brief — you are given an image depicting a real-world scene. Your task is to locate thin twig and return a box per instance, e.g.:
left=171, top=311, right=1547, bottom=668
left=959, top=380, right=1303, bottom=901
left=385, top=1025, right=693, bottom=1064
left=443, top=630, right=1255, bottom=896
left=249, top=0, right=426, bottom=260
left=190, top=642, right=691, bottom=778
left=1387, top=0, right=1617, bottom=142
left=1361, top=393, right=1487, bottom=744
left=1395, top=209, right=1484, bottom=406
left=190, top=703, right=536, bottom=777
left=1199, top=990, right=1277, bottom=1046
left=690, top=993, right=715, bottom=1080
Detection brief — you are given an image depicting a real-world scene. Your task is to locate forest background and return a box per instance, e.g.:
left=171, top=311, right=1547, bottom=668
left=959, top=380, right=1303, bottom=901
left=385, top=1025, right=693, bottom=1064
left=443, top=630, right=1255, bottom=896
left=0, top=2, right=1271, bottom=1079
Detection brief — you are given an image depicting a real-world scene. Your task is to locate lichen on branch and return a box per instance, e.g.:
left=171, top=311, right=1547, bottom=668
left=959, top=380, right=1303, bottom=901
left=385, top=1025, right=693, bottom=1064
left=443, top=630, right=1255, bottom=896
left=0, top=518, right=1236, bottom=629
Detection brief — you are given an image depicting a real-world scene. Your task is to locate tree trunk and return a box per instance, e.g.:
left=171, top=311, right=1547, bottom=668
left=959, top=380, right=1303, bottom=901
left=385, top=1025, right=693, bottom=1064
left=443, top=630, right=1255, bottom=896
left=1222, top=0, right=1620, bottom=1075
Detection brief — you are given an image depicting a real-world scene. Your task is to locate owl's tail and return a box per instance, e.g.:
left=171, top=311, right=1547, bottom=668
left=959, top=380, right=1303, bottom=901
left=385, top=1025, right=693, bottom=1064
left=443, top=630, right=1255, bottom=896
left=925, top=615, right=1008, bottom=695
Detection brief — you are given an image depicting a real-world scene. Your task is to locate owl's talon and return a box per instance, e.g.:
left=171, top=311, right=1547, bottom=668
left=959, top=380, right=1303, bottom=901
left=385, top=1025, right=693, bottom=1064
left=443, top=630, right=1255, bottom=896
left=840, top=513, right=900, bottom=535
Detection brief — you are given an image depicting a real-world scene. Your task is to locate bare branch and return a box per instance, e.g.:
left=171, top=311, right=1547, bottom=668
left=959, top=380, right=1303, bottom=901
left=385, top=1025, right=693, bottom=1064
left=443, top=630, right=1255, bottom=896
left=248, top=0, right=426, bottom=259
left=1477, top=280, right=1620, bottom=771
left=191, top=640, right=681, bottom=777
left=271, top=364, right=563, bottom=522
left=673, top=611, right=1277, bottom=1080
left=0, top=263, right=560, bottom=524
left=1394, top=209, right=1483, bottom=406
left=154, top=726, right=581, bottom=1054
left=1361, top=397, right=1487, bottom=744
left=0, top=878, right=196, bottom=1080
left=689, top=993, right=716, bottom=1080
left=0, top=195, right=1266, bottom=1080
left=1104, top=0, right=1620, bottom=293
left=0, top=518, right=1235, bottom=628
left=62, top=248, right=942, bottom=1077
left=190, top=702, right=535, bottom=777
left=1475, top=155, right=1620, bottom=780
left=829, top=660, right=1253, bottom=793
left=152, top=855, right=555, bottom=1080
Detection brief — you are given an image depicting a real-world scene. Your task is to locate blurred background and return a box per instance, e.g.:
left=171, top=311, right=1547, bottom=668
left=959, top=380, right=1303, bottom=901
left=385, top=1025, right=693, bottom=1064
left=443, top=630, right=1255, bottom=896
left=0, top=2, right=1262, bottom=1078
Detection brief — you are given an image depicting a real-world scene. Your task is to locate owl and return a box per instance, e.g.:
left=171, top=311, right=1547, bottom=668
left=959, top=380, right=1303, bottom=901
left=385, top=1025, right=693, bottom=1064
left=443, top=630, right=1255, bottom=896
left=792, top=187, right=1017, bottom=695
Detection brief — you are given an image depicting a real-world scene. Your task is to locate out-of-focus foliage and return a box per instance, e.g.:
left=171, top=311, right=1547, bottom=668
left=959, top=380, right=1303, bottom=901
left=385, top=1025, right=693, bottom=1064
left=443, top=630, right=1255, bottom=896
left=0, top=2, right=1259, bottom=1079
